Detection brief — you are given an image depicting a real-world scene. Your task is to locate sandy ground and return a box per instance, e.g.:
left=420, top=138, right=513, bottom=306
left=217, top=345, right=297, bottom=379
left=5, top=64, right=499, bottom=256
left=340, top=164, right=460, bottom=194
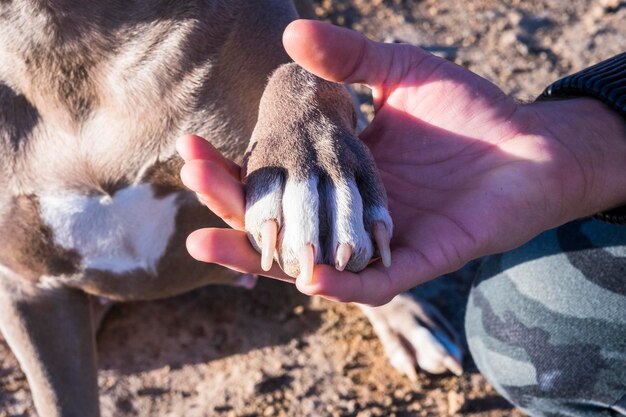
left=1, top=1, right=625, bottom=416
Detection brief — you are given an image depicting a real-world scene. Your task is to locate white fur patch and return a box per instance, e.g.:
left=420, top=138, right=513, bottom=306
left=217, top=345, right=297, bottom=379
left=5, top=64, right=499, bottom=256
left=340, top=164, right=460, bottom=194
left=39, top=184, right=180, bottom=274
left=327, top=179, right=373, bottom=262
left=280, top=177, right=322, bottom=263
left=245, top=176, right=284, bottom=233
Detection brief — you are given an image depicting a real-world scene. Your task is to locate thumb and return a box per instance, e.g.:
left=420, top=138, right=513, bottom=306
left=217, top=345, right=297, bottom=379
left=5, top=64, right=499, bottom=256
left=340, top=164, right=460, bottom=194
left=282, top=20, right=429, bottom=89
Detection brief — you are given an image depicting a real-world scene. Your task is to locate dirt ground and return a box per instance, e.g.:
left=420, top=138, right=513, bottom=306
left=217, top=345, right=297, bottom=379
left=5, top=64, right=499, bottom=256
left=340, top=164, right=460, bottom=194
left=1, top=1, right=625, bottom=416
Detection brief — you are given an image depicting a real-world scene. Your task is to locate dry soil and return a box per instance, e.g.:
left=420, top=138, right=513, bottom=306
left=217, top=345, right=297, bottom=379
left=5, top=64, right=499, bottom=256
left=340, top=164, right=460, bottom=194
left=1, top=1, right=624, bottom=416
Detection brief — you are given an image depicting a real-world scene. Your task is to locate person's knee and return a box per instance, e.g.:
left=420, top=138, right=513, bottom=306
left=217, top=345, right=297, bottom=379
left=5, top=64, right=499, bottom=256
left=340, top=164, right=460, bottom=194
left=465, top=238, right=626, bottom=416
left=465, top=280, right=553, bottom=415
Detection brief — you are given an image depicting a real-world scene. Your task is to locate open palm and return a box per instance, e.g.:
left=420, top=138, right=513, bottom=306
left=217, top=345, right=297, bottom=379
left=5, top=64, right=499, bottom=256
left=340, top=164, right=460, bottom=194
left=180, top=20, right=609, bottom=305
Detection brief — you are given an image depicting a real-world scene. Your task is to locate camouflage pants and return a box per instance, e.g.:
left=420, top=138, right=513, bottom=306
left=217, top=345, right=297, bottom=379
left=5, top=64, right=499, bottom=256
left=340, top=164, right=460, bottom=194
left=466, top=219, right=626, bottom=416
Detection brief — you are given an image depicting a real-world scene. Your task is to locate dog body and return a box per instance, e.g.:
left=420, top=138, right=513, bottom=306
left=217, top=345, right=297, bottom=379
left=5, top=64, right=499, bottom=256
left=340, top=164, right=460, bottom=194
left=0, top=1, right=461, bottom=415
left=0, top=0, right=295, bottom=296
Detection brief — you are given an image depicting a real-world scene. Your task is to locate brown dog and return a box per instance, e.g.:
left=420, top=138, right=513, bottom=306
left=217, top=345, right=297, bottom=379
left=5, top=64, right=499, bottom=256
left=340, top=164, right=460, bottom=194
left=0, top=1, right=462, bottom=415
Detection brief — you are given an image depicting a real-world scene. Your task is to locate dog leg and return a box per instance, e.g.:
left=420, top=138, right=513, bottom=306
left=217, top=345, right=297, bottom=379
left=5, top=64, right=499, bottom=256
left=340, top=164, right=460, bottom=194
left=0, top=276, right=99, bottom=417
left=243, top=63, right=393, bottom=279
left=359, top=294, right=464, bottom=379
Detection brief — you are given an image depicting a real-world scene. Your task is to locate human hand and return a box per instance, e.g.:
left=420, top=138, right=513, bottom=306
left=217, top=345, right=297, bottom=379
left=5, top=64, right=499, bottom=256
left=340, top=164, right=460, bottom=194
left=179, top=20, right=626, bottom=305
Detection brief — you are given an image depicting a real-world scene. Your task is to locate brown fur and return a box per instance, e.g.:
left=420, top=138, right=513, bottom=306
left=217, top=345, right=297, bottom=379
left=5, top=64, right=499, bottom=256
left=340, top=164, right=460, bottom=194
left=0, top=1, right=396, bottom=415
left=0, top=195, right=82, bottom=281
left=141, top=156, right=186, bottom=198
left=0, top=0, right=300, bottom=292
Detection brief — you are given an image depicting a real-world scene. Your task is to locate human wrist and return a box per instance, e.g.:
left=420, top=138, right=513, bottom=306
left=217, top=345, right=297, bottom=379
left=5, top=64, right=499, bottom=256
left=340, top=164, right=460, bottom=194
left=525, top=97, right=626, bottom=224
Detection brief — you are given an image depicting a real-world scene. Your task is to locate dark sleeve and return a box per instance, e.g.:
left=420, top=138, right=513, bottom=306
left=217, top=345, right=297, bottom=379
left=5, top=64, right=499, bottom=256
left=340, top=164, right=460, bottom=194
left=538, top=52, right=626, bottom=224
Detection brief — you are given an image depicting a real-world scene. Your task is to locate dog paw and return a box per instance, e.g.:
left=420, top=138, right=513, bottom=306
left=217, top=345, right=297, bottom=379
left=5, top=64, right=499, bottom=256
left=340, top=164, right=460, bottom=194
left=359, top=293, right=464, bottom=380
left=243, top=63, right=392, bottom=278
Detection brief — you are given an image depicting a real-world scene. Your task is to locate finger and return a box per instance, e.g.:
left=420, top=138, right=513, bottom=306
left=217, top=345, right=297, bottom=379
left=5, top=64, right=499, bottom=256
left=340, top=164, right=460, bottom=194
left=180, top=160, right=245, bottom=230
left=296, top=264, right=394, bottom=306
left=283, top=20, right=431, bottom=89
left=187, top=228, right=294, bottom=283
left=176, top=134, right=241, bottom=180
left=297, top=247, right=435, bottom=306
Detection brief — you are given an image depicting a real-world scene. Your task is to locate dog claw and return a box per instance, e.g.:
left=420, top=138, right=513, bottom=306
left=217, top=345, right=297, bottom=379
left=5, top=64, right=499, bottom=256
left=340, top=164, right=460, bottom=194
left=373, top=222, right=391, bottom=267
left=260, top=220, right=278, bottom=271
left=443, top=356, right=463, bottom=376
left=335, top=243, right=352, bottom=271
left=298, top=244, right=315, bottom=284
